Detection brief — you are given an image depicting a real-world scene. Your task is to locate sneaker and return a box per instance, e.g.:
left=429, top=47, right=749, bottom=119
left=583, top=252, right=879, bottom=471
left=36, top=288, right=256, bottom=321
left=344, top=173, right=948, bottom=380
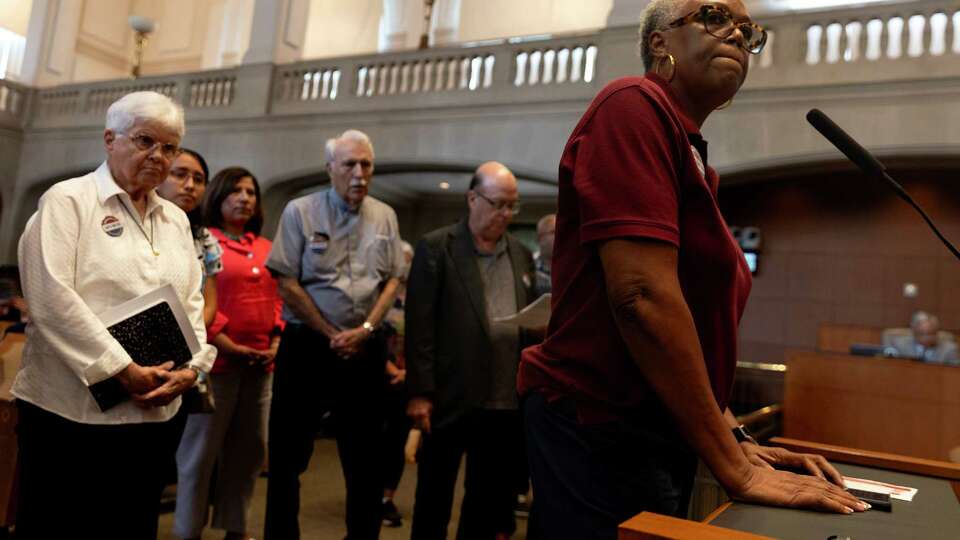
left=382, top=499, right=403, bottom=527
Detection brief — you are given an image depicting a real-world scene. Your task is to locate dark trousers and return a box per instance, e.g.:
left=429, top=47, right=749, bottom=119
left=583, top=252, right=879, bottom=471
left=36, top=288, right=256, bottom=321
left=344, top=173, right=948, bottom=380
left=522, top=393, right=697, bottom=540
left=381, top=381, right=411, bottom=492
left=14, top=400, right=177, bottom=540
left=264, top=324, right=386, bottom=540
left=410, top=409, right=522, bottom=540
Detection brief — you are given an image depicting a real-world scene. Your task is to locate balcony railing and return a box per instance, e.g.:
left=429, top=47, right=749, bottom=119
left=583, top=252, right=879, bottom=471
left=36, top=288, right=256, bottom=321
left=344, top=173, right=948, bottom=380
left=16, top=0, right=960, bottom=130
left=0, top=79, right=27, bottom=128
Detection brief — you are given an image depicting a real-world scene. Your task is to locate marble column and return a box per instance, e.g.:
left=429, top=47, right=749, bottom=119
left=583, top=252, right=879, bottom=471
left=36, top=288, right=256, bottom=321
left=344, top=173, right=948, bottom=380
left=19, top=0, right=84, bottom=86
left=431, top=0, right=460, bottom=47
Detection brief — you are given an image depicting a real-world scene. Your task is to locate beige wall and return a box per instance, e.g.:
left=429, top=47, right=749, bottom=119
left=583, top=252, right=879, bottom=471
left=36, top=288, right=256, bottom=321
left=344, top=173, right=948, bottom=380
left=0, top=0, right=32, bottom=35
left=458, top=0, right=613, bottom=42
left=302, top=0, right=382, bottom=59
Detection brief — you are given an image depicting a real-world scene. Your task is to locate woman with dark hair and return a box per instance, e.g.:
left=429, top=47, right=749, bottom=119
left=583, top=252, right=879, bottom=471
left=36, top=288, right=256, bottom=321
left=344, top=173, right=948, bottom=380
left=174, top=167, right=283, bottom=540
left=156, top=148, right=221, bottom=325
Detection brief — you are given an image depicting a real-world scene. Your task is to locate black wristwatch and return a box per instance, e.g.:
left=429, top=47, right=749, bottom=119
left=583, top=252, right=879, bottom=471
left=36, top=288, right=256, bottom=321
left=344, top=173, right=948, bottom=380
left=733, top=424, right=758, bottom=445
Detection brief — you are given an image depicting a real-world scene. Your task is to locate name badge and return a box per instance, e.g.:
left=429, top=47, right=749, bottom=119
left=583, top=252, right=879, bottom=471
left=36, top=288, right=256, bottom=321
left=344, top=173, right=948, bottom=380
left=101, top=216, right=123, bottom=237
left=690, top=144, right=706, bottom=180
left=310, top=231, right=330, bottom=253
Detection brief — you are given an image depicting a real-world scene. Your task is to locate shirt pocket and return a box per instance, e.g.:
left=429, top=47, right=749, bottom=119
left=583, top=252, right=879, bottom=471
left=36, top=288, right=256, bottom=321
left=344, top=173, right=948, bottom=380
left=305, top=233, right=340, bottom=282
left=369, top=234, right=395, bottom=279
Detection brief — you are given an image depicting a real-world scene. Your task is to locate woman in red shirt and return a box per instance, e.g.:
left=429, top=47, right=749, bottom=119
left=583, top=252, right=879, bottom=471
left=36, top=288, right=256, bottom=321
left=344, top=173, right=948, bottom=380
left=174, top=167, right=283, bottom=540
left=517, top=2, right=865, bottom=539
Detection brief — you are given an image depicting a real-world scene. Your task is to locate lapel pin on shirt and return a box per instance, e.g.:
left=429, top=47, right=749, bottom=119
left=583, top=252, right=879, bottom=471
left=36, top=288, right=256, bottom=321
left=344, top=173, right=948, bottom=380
left=690, top=144, right=706, bottom=180
left=101, top=216, right=124, bottom=237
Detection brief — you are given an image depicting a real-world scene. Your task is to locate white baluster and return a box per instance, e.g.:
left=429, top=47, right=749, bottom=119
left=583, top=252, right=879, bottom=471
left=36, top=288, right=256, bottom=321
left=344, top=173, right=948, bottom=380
left=844, top=22, right=862, bottom=62
left=825, top=22, right=842, bottom=64
left=571, top=46, right=584, bottom=82
left=865, top=18, right=883, bottom=60
left=529, top=50, right=542, bottom=85
left=930, top=12, right=948, bottom=56
left=806, top=25, right=823, bottom=65
left=557, top=48, right=569, bottom=82
left=887, top=16, right=904, bottom=59
left=585, top=45, right=598, bottom=82
left=483, top=55, right=495, bottom=88
left=331, top=70, right=340, bottom=100
left=907, top=14, right=926, bottom=57
left=542, top=50, right=556, bottom=84
left=514, top=52, right=528, bottom=86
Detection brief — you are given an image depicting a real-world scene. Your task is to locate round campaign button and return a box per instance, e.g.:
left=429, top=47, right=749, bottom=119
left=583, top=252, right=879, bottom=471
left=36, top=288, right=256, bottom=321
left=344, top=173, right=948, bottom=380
left=101, top=216, right=123, bottom=237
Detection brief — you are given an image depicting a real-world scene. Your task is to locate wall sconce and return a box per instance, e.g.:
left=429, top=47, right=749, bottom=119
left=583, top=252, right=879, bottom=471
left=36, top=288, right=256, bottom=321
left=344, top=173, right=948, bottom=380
left=128, top=15, right=156, bottom=79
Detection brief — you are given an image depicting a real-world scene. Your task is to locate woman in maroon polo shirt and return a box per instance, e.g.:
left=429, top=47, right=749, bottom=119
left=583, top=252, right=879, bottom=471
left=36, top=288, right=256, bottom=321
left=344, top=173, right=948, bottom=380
left=517, top=1, right=866, bottom=538
left=174, top=167, right=283, bottom=540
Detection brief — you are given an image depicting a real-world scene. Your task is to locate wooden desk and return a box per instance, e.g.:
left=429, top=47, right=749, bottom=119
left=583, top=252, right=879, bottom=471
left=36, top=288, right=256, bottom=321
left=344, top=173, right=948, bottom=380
left=784, top=350, right=960, bottom=460
left=620, top=438, right=960, bottom=539
left=816, top=323, right=882, bottom=354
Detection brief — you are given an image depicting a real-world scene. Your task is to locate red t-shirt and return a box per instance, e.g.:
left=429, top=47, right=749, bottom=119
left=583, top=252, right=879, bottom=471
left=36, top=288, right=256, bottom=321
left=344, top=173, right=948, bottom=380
left=207, top=228, right=284, bottom=373
left=517, top=74, right=752, bottom=423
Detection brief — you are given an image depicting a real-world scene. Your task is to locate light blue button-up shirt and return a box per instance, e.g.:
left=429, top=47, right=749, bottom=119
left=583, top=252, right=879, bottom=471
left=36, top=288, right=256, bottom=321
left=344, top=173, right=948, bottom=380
left=266, top=188, right=404, bottom=329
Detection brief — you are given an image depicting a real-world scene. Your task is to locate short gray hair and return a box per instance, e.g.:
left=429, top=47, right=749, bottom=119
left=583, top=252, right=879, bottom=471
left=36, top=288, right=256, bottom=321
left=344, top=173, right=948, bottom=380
left=638, top=0, right=682, bottom=72
left=105, top=91, right=185, bottom=137
left=325, top=129, right=375, bottom=164
left=911, top=311, right=940, bottom=330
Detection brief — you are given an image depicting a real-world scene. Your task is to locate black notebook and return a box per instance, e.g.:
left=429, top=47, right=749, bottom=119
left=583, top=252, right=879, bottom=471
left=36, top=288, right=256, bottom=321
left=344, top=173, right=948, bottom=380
left=90, top=284, right=200, bottom=412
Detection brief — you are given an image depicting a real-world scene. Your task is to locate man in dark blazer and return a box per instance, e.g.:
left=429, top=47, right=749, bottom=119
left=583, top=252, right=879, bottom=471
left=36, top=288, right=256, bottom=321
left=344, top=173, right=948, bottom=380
left=406, top=161, right=536, bottom=540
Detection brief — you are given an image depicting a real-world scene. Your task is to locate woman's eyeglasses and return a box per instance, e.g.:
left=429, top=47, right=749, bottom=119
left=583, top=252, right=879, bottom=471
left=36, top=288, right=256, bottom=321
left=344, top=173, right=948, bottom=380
left=667, top=4, right=768, bottom=55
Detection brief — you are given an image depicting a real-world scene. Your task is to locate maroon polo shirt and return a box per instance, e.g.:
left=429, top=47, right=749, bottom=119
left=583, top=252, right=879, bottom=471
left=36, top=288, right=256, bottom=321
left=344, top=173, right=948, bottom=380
left=517, top=74, right=752, bottom=423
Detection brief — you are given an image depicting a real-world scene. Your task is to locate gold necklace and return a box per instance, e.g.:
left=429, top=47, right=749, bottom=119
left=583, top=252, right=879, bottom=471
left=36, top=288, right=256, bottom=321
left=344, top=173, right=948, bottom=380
left=119, top=200, right=159, bottom=256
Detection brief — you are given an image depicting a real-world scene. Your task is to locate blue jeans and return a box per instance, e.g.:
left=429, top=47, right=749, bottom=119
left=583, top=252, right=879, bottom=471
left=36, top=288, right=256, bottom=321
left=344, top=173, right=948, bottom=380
left=523, top=392, right=697, bottom=540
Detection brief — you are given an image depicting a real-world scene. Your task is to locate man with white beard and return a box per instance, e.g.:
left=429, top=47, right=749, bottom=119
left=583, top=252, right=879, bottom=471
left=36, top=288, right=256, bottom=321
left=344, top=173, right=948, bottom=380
left=264, top=129, right=405, bottom=540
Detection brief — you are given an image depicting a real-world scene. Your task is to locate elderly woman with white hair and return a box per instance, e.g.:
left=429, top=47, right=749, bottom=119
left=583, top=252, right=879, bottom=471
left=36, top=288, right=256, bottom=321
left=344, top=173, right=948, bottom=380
left=517, top=1, right=866, bottom=538
left=12, top=91, right=215, bottom=539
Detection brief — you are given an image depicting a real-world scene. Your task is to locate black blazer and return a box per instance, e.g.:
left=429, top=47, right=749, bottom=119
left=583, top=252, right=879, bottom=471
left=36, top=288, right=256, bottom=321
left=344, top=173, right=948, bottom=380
left=405, top=220, right=536, bottom=429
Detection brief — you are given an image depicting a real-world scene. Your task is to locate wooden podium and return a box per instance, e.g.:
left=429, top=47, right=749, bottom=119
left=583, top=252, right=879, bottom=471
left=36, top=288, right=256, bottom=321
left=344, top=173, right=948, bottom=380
left=783, top=350, right=960, bottom=460
left=620, top=438, right=960, bottom=539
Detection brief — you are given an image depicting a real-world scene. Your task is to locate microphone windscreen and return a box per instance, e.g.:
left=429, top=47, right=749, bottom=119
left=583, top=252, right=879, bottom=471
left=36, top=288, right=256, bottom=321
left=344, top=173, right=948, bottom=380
left=806, top=109, right=886, bottom=178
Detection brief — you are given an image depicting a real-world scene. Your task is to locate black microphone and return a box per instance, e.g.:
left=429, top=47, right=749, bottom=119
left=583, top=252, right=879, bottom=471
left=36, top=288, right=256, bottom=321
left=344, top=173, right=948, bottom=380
left=806, top=109, right=909, bottom=203
left=806, top=108, right=960, bottom=262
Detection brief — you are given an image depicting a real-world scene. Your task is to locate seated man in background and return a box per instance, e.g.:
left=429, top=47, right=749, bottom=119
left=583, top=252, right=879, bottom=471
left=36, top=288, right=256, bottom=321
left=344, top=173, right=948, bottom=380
left=884, top=311, right=959, bottom=365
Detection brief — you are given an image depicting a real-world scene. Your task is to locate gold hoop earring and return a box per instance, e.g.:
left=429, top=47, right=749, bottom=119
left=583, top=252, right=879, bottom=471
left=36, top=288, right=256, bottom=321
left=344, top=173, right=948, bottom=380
left=716, top=98, right=733, bottom=110
left=656, top=53, right=677, bottom=83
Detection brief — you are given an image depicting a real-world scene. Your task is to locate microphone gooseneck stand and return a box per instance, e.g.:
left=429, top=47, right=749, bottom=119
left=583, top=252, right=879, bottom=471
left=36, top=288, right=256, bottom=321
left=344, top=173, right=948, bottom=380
left=806, top=108, right=960, bottom=263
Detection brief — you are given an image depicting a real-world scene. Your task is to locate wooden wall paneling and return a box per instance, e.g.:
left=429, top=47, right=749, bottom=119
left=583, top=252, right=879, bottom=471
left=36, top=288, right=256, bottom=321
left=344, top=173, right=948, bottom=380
left=783, top=351, right=960, bottom=461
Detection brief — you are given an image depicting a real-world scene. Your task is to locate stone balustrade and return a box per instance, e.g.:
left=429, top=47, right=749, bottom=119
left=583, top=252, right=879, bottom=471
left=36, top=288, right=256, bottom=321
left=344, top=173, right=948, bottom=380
left=0, top=79, right=27, bottom=128
left=16, top=0, right=960, bottom=131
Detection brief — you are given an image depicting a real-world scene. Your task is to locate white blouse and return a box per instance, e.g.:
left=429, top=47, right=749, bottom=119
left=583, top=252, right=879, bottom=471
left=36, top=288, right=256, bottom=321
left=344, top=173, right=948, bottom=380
left=13, top=162, right=216, bottom=425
